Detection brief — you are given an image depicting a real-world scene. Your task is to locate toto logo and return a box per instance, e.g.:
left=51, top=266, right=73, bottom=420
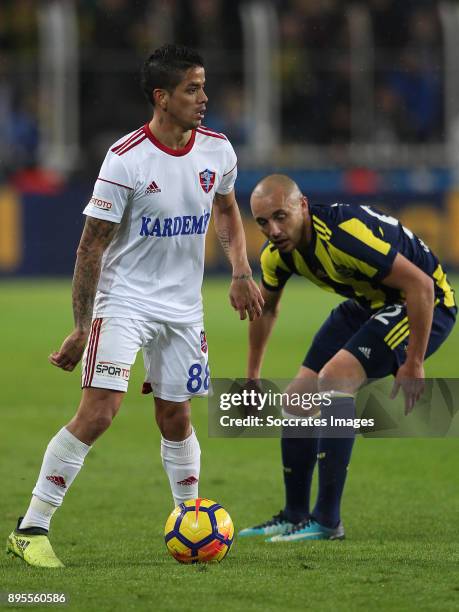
left=90, top=197, right=112, bottom=210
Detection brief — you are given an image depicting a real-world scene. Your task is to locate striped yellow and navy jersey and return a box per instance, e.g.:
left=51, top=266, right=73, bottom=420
left=260, top=202, right=456, bottom=313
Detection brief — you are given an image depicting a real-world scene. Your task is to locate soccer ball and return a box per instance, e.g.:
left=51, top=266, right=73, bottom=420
left=164, top=498, right=234, bottom=564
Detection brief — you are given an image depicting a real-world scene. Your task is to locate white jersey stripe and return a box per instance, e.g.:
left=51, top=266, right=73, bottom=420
left=111, top=127, right=143, bottom=153
left=116, top=133, right=147, bottom=156
left=198, top=125, right=225, bottom=137
left=196, top=128, right=227, bottom=141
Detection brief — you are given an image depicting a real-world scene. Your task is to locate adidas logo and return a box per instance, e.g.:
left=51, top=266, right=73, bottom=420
left=15, top=537, right=30, bottom=551
left=358, top=346, right=372, bottom=359
left=145, top=180, right=161, bottom=194
left=177, top=476, right=199, bottom=486
left=46, top=475, right=67, bottom=488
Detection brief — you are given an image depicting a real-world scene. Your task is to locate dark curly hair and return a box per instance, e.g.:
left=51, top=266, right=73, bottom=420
left=141, top=44, right=204, bottom=106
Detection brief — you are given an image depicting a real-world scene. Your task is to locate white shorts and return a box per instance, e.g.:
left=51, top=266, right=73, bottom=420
left=81, top=317, right=210, bottom=401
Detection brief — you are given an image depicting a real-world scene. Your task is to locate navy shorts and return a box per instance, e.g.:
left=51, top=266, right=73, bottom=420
left=303, top=300, right=456, bottom=378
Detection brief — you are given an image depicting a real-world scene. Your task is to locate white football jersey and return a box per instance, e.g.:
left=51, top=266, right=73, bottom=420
left=83, top=123, right=237, bottom=325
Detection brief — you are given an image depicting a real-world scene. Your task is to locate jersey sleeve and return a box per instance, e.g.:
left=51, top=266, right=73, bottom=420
left=83, top=151, right=136, bottom=223
left=216, top=140, right=237, bottom=195
left=328, top=215, right=398, bottom=280
left=260, top=242, right=292, bottom=291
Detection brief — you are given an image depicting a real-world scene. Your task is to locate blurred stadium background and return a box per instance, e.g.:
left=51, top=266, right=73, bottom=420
left=1, top=0, right=459, bottom=277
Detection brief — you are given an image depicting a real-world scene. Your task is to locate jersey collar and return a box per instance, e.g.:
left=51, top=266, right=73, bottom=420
left=143, top=123, right=196, bottom=156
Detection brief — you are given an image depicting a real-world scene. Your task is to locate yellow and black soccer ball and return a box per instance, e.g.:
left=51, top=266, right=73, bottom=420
left=164, top=498, right=234, bottom=564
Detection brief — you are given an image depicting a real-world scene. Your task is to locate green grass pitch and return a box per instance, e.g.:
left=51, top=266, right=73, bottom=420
left=1, top=278, right=458, bottom=611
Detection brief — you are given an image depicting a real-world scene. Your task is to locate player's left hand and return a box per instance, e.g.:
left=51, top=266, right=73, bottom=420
left=229, top=277, right=264, bottom=321
left=390, top=361, right=425, bottom=415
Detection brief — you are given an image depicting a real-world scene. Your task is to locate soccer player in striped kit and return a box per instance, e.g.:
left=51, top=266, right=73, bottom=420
left=7, top=44, right=263, bottom=567
left=239, top=174, right=455, bottom=541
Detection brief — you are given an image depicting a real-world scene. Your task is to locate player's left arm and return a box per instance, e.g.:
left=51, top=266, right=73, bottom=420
left=213, top=190, right=264, bottom=320
left=382, top=252, right=435, bottom=413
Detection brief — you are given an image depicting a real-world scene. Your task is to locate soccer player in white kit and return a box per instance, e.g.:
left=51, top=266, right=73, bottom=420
left=7, top=44, right=263, bottom=568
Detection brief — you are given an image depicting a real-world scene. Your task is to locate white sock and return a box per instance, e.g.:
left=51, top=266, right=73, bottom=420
left=20, top=427, right=91, bottom=531
left=161, top=428, right=201, bottom=507
left=19, top=496, right=58, bottom=531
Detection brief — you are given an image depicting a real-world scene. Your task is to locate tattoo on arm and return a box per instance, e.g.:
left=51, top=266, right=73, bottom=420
left=216, top=227, right=232, bottom=259
left=213, top=192, right=250, bottom=273
left=72, top=217, right=118, bottom=332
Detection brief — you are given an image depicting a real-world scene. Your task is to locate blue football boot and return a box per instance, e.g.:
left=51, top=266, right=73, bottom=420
left=239, top=511, right=296, bottom=537
left=266, top=518, right=345, bottom=542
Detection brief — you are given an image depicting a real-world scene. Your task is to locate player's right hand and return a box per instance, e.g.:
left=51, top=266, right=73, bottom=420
left=48, top=329, right=88, bottom=372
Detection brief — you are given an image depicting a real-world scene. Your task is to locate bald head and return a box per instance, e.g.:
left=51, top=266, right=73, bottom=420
left=250, top=174, right=309, bottom=253
left=251, top=174, right=303, bottom=211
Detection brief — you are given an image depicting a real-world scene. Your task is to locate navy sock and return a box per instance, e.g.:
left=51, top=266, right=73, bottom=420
left=281, top=430, right=318, bottom=523
left=312, top=396, right=356, bottom=528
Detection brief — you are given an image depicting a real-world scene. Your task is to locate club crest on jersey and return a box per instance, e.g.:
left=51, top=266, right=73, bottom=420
left=200, top=330, right=208, bottom=353
left=199, top=169, right=216, bottom=193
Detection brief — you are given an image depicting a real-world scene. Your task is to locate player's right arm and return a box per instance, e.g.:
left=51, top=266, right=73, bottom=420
left=247, top=285, right=283, bottom=379
left=49, top=217, right=118, bottom=371
left=49, top=142, right=134, bottom=371
left=247, top=242, right=291, bottom=378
